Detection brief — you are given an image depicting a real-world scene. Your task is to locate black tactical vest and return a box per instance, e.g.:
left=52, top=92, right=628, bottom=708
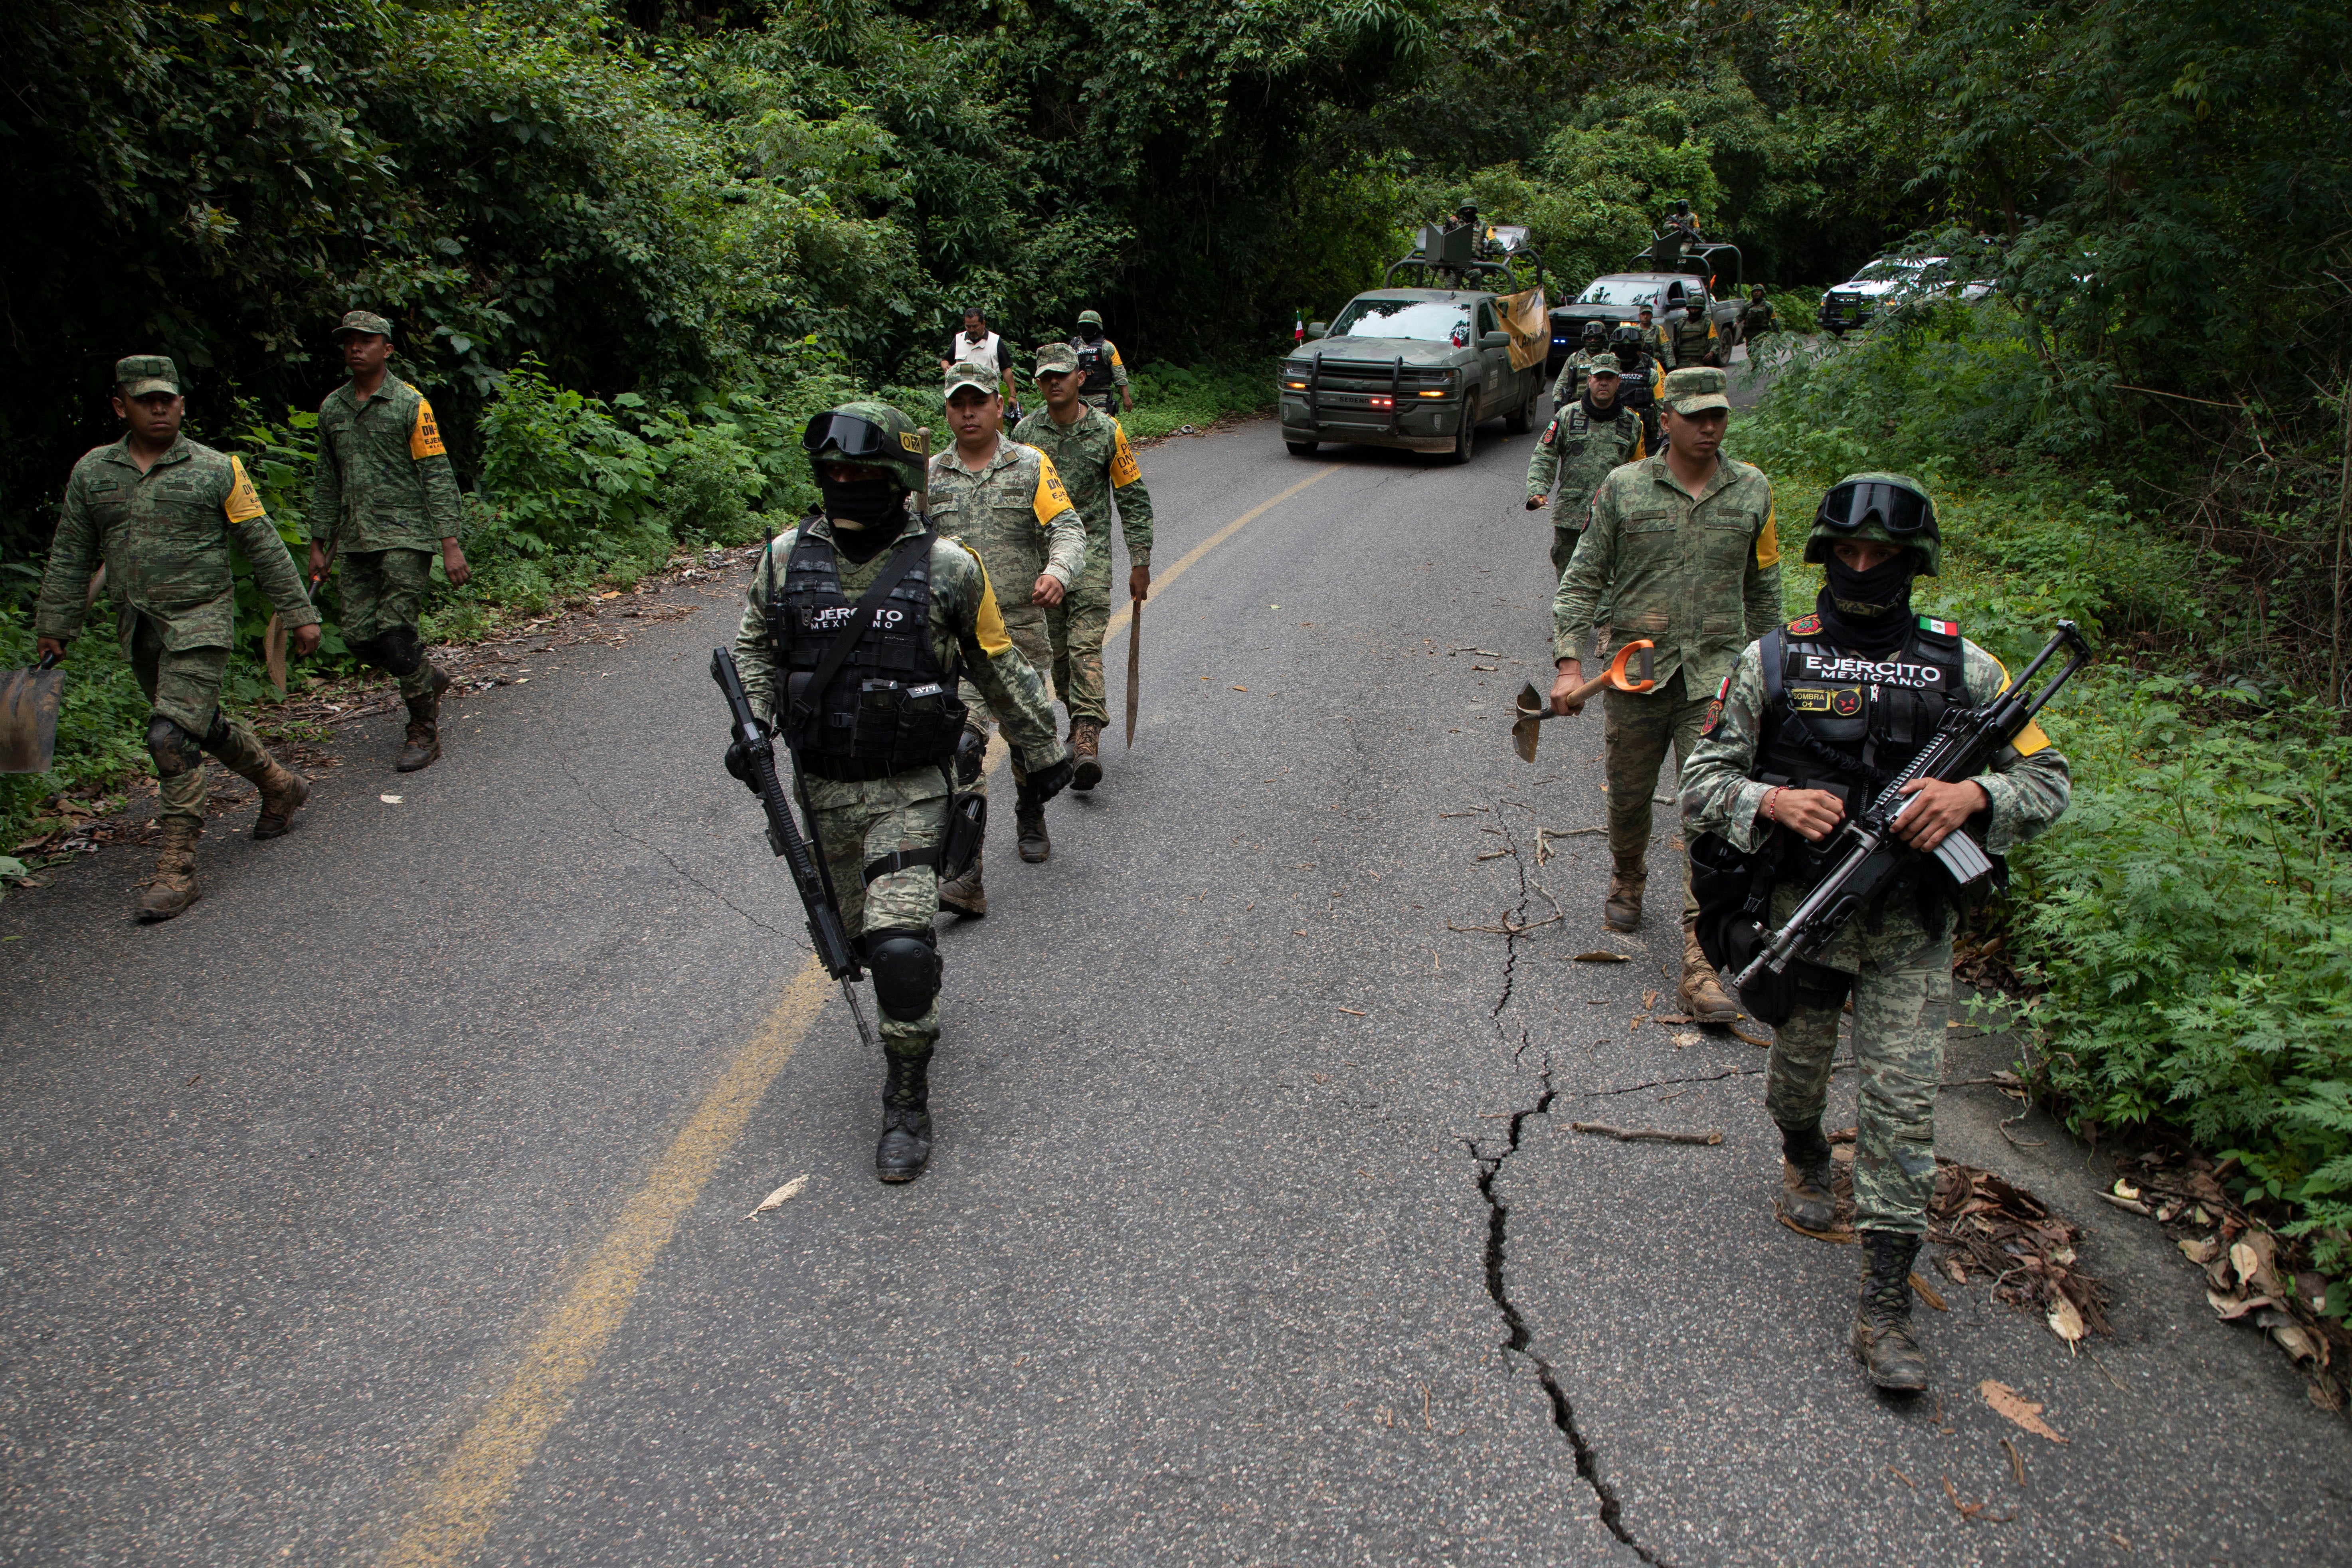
left=768, top=521, right=967, bottom=781
left=1755, top=612, right=1968, bottom=802
left=1074, top=339, right=1116, bottom=396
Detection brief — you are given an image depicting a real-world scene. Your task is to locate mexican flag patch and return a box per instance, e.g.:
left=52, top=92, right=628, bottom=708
left=1918, top=616, right=1959, bottom=636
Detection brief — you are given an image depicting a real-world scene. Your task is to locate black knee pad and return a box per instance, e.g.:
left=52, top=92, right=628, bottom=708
left=146, top=716, right=199, bottom=776
left=371, top=624, right=424, bottom=676
left=865, top=928, right=942, bottom=1022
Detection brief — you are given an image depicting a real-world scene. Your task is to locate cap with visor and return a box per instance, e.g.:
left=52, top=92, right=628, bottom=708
left=332, top=310, right=395, bottom=341
left=944, top=362, right=1000, bottom=399
left=1035, top=342, right=1079, bottom=376
left=1804, top=471, right=1940, bottom=575
left=115, top=355, right=180, bottom=398
left=1659, top=367, right=1731, bottom=415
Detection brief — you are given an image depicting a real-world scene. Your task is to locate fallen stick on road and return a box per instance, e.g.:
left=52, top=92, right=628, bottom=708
left=1570, top=1122, right=1724, bottom=1145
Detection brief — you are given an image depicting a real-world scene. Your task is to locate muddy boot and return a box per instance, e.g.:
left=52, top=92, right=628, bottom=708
left=1777, top=1125, right=1839, bottom=1233
left=395, top=664, right=451, bottom=773
left=1679, top=921, right=1739, bottom=1021
left=207, top=724, right=309, bottom=840
left=1016, top=802, right=1050, bottom=863
left=1070, top=719, right=1103, bottom=792
left=937, top=847, right=987, bottom=918
left=876, top=1049, right=934, bottom=1183
left=136, top=818, right=203, bottom=923
left=1851, top=1230, right=1931, bottom=1392
left=1602, top=854, right=1646, bottom=931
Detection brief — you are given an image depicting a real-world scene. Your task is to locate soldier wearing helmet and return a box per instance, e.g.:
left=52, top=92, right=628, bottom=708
left=1550, top=320, right=1614, bottom=406
left=1608, top=323, right=1664, bottom=450
left=1679, top=472, right=2073, bottom=1393
left=1069, top=310, right=1132, bottom=417
left=728, top=396, right=1071, bottom=1183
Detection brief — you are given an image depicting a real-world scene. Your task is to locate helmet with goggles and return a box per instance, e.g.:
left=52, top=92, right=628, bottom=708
left=801, top=401, right=927, bottom=492
left=1804, top=471, right=1940, bottom=575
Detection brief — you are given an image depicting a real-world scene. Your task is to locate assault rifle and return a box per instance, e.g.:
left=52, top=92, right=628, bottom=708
left=1734, top=619, right=2091, bottom=989
left=710, top=647, right=878, bottom=1049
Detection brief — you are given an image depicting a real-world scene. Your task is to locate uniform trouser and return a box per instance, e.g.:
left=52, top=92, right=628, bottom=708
left=1083, top=392, right=1120, bottom=417
left=1550, top=525, right=1583, bottom=582
left=130, top=617, right=275, bottom=833
left=340, top=547, right=439, bottom=701
left=812, top=776, right=948, bottom=1060
left=1766, top=935, right=1952, bottom=1235
left=1600, top=668, right=1707, bottom=925
left=955, top=605, right=1054, bottom=798
left=1046, top=553, right=1114, bottom=728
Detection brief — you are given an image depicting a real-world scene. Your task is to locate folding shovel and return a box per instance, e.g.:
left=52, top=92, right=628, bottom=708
left=0, top=651, right=64, bottom=774
left=1509, top=639, right=1656, bottom=763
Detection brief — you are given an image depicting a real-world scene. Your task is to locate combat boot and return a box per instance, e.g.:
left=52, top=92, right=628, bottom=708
left=1679, top=921, right=1739, bottom=1022
left=1777, top=1125, right=1839, bottom=1234
left=395, top=664, right=451, bottom=773
left=204, top=724, right=308, bottom=840
left=1070, top=719, right=1104, bottom=792
left=1603, top=854, right=1646, bottom=931
left=136, top=818, right=202, bottom=923
left=937, top=848, right=986, bottom=917
left=1016, top=802, right=1050, bottom=863
left=876, top=1048, right=934, bottom=1183
left=1851, top=1230, right=1932, bottom=1392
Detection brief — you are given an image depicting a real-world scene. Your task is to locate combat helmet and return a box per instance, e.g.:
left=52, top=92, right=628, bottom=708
left=1805, top=471, right=1941, bottom=576
left=801, top=400, right=927, bottom=493
left=1580, top=320, right=1608, bottom=344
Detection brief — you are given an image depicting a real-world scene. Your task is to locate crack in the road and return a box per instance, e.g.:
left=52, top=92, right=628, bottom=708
left=1465, top=809, right=1668, bottom=1566
left=554, top=752, right=805, bottom=950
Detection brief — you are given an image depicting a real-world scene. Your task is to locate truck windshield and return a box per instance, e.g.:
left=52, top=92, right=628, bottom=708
left=1331, top=298, right=1474, bottom=345
left=1577, top=279, right=1655, bottom=306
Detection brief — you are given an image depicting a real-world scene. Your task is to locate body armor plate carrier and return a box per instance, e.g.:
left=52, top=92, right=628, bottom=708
left=1074, top=340, right=1117, bottom=398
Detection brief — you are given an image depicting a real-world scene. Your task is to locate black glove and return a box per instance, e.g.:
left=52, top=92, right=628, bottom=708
left=954, top=726, right=987, bottom=787
left=1019, top=755, right=1076, bottom=807
left=724, top=738, right=763, bottom=795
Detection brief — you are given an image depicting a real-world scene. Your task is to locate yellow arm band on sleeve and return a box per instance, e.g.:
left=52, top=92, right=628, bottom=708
left=1110, top=426, right=1141, bottom=487
left=967, top=551, right=1012, bottom=656
left=1753, top=504, right=1779, bottom=567
left=1110, top=346, right=1124, bottom=366
left=410, top=397, right=448, bottom=459
left=1988, top=655, right=2054, bottom=755
left=1032, top=453, right=1075, bottom=526
left=223, top=457, right=267, bottom=524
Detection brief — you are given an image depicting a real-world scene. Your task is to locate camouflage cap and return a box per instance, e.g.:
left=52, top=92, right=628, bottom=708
left=332, top=309, right=394, bottom=341
left=1636, top=301, right=1654, bottom=316
left=1034, top=342, right=1080, bottom=376
left=944, top=360, right=1001, bottom=399
left=114, top=355, right=180, bottom=398
left=1660, top=366, right=1731, bottom=414
left=1076, top=309, right=1104, bottom=328
left=1584, top=359, right=1623, bottom=377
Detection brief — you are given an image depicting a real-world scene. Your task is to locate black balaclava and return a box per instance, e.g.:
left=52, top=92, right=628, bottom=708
left=819, top=473, right=906, bottom=561
left=1079, top=322, right=1103, bottom=344
left=1816, top=549, right=1919, bottom=655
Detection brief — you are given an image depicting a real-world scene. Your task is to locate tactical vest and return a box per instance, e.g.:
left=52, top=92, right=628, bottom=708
left=1755, top=612, right=1968, bottom=801
left=1074, top=339, right=1116, bottom=397
left=767, top=522, right=967, bottom=782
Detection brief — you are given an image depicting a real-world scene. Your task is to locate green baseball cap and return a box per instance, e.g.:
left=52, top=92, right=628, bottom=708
left=944, top=361, right=1000, bottom=399
left=1034, top=342, right=1080, bottom=376
left=1076, top=309, right=1104, bottom=327
left=332, top=309, right=394, bottom=341
left=114, top=355, right=180, bottom=398
left=1585, top=360, right=1623, bottom=378
left=1660, top=366, right=1731, bottom=414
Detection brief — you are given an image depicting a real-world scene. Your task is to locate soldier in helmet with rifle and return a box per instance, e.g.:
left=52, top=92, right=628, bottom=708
left=718, top=400, right=1072, bottom=1184
left=1679, top=473, right=2076, bottom=1392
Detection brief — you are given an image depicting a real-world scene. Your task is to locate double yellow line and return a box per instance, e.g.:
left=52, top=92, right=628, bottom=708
left=381, top=458, right=1339, bottom=1566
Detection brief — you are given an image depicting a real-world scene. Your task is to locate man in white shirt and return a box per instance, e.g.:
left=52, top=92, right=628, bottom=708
left=940, top=306, right=1015, bottom=406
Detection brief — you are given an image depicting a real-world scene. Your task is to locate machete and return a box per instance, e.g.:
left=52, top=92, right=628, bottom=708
left=1124, top=592, right=1142, bottom=748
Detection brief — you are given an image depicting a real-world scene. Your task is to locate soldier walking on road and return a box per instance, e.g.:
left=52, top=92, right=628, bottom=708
left=1551, top=366, right=1779, bottom=1022
left=1525, top=361, right=1645, bottom=581
left=33, top=356, right=320, bottom=922
left=729, top=401, right=1071, bottom=1181
left=1741, top=286, right=1778, bottom=350
left=1550, top=322, right=1611, bottom=406
left=1070, top=311, right=1133, bottom=418
left=1015, top=344, right=1154, bottom=790
left=1679, top=475, right=2071, bottom=1390
left=928, top=363, right=1087, bottom=905
left=941, top=306, right=1018, bottom=409
left=311, top=310, right=471, bottom=772
left=1609, top=325, right=1665, bottom=452
left=1637, top=303, right=1675, bottom=370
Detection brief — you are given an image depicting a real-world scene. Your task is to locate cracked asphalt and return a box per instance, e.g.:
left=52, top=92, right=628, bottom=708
left=4, top=378, right=2346, bottom=1565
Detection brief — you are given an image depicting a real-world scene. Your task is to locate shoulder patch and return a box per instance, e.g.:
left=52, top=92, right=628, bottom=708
left=409, top=397, right=447, bottom=460
left=1787, top=613, right=1822, bottom=636
left=1752, top=502, right=1778, bottom=567
left=222, top=456, right=267, bottom=524
left=1110, top=423, right=1141, bottom=486
left=1032, top=453, right=1074, bottom=525
left=1917, top=615, right=1960, bottom=637
left=1699, top=695, right=1726, bottom=737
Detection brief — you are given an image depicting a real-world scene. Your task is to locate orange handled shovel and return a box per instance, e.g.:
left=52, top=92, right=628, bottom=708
left=1509, top=639, right=1655, bottom=763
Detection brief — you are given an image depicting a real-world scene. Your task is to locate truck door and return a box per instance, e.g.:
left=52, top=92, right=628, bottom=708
left=1476, top=299, right=1509, bottom=401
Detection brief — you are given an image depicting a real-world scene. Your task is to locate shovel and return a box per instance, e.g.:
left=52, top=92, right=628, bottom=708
left=1509, top=639, right=1656, bottom=763
left=0, top=651, right=64, bottom=774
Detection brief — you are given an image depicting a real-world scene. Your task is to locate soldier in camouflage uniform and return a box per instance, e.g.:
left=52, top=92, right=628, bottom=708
left=927, top=362, right=1087, bottom=904
left=1549, top=322, right=1611, bottom=406
left=1014, top=342, right=1155, bottom=790
left=1552, top=366, right=1780, bottom=1021
left=1679, top=473, right=2071, bottom=1390
left=1525, top=360, right=1646, bottom=581
left=1636, top=303, right=1675, bottom=370
left=1070, top=310, right=1132, bottom=417
left=1740, top=286, right=1777, bottom=350
left=34, top=356, right=321, bottom=922
left=731, top=401, right=1070, bottom=1182
left=310, top=310, right=471, bottom=772
left=1671, top=291, right=1719, bottom=368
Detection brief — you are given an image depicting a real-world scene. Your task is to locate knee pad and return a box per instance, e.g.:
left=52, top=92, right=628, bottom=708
left=371, top=625, right=424, bottom=676
left=864, top=928, right=941, bottom=1022
left=146, top=716, right=199, bottom=776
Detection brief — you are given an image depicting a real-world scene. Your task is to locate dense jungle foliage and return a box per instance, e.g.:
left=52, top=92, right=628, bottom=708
left=4, top=0, right=2351, bottom=1301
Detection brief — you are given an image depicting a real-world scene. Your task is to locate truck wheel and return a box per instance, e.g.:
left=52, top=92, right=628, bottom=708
left=1448, top=392, right=1480, bottom=465
left=1285, top=439, right=1317, bottom=456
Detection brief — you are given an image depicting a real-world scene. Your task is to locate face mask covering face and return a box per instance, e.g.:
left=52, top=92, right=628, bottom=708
left=1816, top=550, right=1918, bottom=654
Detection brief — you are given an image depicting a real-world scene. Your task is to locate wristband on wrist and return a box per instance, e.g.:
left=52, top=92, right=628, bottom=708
left=1763, top=785, right=1784, bottom=824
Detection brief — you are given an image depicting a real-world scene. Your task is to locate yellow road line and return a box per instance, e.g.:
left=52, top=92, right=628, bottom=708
left=382, top=958, right=832, bottom=1567
left=1107, top=463, right=1338, bottom=640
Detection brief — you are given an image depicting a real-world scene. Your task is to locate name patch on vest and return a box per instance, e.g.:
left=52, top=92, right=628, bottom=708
left=805, top=603, right=914, bottom=634
left=1793, top=653, right=1946, bottom=690
left=1791, top=685, right=1865, bottom=716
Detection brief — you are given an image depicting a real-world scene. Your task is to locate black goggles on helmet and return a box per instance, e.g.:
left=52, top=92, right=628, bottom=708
left=1815, top=480, right=1933, bottom=537
left=801, top=411, right=900, bottom=464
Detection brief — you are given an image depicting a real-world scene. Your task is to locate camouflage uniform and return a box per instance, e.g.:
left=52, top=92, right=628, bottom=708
left=35, top=416, right=317, bottom=841
left=732, top=513, right=1063, bottom=1060
left=310, top=370, right=464, bottom=703
left=1012, top=399, right=1154, bottom=730
left=926, top=437, right=1086, bottom=791
left=1680, top=634, right=2072, bottom=1233
left=1554, top=415, right=1780, bottom=925
left=1549, top=348, right=1607, bottom=406
left=1070, top=312, right=1130, bottom=416
left=1672, top=305, right=1717, bottom=367
left=1524, top=392, right=1646, bottom=579
left=1639, top=316, right=1675, bottom=370
left=1741, top=295, right=1778, bottom=345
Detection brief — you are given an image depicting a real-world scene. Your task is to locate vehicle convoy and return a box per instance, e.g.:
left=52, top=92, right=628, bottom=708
left=1819, top=255, right=1996, bottom=335
left=1278, top=216, right=1549, bottom=463
left=1547, top=230, right=1744, bottom=376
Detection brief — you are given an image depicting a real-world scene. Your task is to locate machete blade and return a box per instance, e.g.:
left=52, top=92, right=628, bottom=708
left=1511, top=714, right=1540, bottom=763
left=0, top=663, right=64, bottom=774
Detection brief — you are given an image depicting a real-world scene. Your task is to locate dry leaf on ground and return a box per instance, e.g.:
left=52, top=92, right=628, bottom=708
left=1979, top=1380, right=2067, bottom=1443
left=1572, top=950, right=1630, bottom=963
left=2047, top=1295, right=2086, bottom=1345
left=749, top=1174, right=809, bottom=1217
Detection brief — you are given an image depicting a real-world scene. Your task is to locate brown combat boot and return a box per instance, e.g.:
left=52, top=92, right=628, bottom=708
left=1679, top=921, right=1739, bottom=1021
left=1777, top=1126, right=1839, bottom=1234
left=136, top=818, right=202, bottom=923
left=249, top=762, right=310, bottom=840
left=937, top=848, right=986, bottom=917
left=1070, top=719, right=1103, bottom=792
left=395, top=665, right=451, bottom=773
left=1016, top=803, right=1050, bottom=863
left=1852, top=1230, right=1932, bottom=1392
left=1602, top=854, right=1646, bottom=931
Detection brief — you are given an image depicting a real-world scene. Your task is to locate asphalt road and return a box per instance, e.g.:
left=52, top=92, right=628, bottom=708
left=4, top=384, right=2345, bottom=1567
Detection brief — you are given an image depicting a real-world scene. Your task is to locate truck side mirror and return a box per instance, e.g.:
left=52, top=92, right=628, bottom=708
left=1306, top=322, right=1328, bottom=340
left=1479, top=331, right=1509, bottom=349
